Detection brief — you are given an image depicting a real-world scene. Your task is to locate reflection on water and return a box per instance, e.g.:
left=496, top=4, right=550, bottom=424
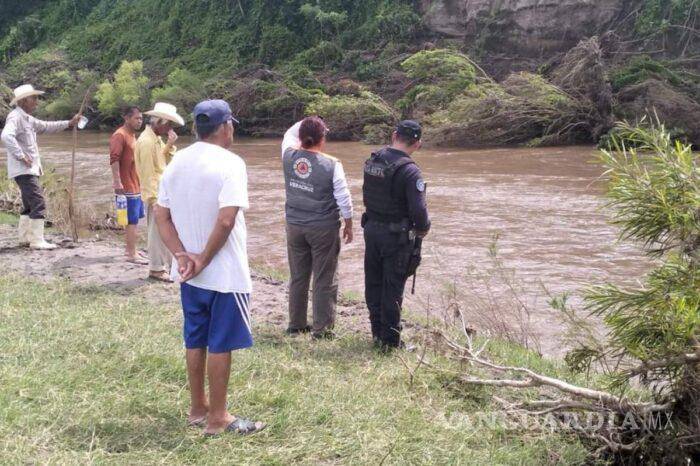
left=1, top=131, right=649, bottom=355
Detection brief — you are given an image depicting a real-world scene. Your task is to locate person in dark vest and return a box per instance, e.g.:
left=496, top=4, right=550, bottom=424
left=281, top=116, right=354, bottom=339
left=362, top=120, right=430, bottom=350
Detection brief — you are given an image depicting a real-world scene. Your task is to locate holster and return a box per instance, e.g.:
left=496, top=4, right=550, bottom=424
left=405, top=237, right=422, bottom=278
left=388, top=218, right=411, bottom=245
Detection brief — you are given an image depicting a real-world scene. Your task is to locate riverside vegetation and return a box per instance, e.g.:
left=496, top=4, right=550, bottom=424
left=0, top=0, right=698, bottom=146
left=420, top=122, right=699, bottom=464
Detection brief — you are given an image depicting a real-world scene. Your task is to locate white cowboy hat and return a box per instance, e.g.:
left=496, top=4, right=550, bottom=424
left=144, top=102, right=185, bottom=126
left=10, top=84, right=45, bottom=106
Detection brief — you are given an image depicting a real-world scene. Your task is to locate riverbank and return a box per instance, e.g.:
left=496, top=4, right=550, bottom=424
left=0, top=222, right=370, bottom=336
left=0, top=249, right=591, bottom=464
left=0, top=137, right=653, bottom=358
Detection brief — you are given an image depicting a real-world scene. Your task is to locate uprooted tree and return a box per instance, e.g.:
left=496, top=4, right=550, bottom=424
left=417, top=120, right=699, bottom=464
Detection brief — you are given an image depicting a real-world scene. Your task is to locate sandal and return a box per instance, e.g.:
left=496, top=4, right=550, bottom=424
left=126, top=256, right=148, bottom=265
left=204, top=418, right=267, bottom=437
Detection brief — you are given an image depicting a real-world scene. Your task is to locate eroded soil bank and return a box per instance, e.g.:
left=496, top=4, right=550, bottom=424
left=0, top=136, right=652, bottom=357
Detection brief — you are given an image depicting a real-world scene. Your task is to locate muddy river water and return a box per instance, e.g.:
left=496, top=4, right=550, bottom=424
left=2, top=132, right=650, bottom=356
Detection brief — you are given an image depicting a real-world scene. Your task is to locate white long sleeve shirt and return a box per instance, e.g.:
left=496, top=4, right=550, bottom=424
left=281, top=122, right=353, bottom=220
left=1, top=107, right=69, bottom=178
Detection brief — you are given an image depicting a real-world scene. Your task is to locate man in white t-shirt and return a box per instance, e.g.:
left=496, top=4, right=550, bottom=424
left=155, top=100, right=265, bottom=436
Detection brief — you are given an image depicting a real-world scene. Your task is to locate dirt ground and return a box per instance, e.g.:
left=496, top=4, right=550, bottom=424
left=0, top=224, right=373, bottom=338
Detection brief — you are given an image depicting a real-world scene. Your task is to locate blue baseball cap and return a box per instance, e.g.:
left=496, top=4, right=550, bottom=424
left=193, top=99, right=239, bottom=131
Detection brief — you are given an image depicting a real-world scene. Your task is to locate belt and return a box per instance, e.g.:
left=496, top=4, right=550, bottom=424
left=364, top=212, right=408, bottom=224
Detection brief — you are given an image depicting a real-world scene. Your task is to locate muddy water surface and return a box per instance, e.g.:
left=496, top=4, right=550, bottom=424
left=2, top=132, right=650, bottom=356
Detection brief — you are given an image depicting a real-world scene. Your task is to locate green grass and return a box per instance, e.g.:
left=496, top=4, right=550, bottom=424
left=0, top=276, right=590, bottom=465
left=339, top=290, right=363, bottom=306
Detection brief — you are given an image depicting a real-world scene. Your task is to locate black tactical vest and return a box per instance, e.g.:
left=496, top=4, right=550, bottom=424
left=362, top=150, right=415, bottom=222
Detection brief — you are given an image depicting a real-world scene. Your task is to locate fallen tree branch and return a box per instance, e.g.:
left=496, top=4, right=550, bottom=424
left=435, top=330, right=674, bottom=414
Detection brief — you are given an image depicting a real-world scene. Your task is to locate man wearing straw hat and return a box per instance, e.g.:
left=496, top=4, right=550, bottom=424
left=135, top=102, right=184, bottom=282
left=1, top=84, right=81, bottom=250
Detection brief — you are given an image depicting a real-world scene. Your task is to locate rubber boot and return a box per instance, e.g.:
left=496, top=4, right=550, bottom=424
left=18, top=215, right=30, bottom=247
left=29, top=219, right=58, bottom=250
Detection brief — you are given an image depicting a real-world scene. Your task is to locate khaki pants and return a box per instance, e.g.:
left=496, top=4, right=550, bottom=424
left=146, top=202, right=171, bottom=273
left=286, top=223, right=340, bottom=333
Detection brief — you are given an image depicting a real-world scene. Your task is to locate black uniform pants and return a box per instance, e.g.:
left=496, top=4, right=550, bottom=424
left=14, top=175, right=47, bottom=219
left=363, top=221, right=410, bottom=347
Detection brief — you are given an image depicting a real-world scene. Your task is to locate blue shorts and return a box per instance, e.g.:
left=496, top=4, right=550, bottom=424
left=180, top=283, right=253, bottom=353
left=126, top=194, right=145, bottom=225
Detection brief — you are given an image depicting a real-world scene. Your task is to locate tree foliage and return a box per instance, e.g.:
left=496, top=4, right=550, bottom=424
left=588, top=122, right=699, bottom=359
left=306, top=91, right=396, bottom=140
left=151, top=69, right=207, bottom=125
left=95, top=60, right=150, bottom=120
left=398, top=49, right=478, bottom=116
left=581, top=121, right=699, bottom=459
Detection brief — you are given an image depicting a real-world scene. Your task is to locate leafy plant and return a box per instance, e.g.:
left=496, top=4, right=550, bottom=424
left=95, top=60, right=150, bottom=120
left=41, top=69, right=99, bottom=120
left=424, top=122, right=699, bottom=462
left=306, top=91, right=396, bottom=140
left=299, top=3, right=348, bottom=37
left=610, top=55, right=688, bottom=91
left=584, top=120, right=699, bottom=459
left=0, top=15, right=43, bottom=62
left=398, top=49, right=478, bottom=116
left=151, top=69, right=207, bottom=125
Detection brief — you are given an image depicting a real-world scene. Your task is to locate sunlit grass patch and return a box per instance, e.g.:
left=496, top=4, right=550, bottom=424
left=0, top=275, right=589, bottom=465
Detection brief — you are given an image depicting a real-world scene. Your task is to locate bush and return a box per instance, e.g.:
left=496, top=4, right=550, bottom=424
left=290, top=41, right=344, bottom=71
left=299, top=3, right=348, bottom=37
left=399, top=49, right=478, bottom=116
left=362, top=122, right=394, bottom=144
left=3, top=47, right=71, bottom=92
left=151, top=69, right=207, bottom=125
left=425, top=72, right=587, bottom=146
left=610, top=55, right=687, bottom=91
left=342, top=2, right=421, bottom=48
left=582, top=122, right=699, bottom=461
left=305, top=91, right=396, bottom=140
left=211, top=73, right=322, bottom=136
left=0, top=15, right=43, bottom=62
left=327, top=79, right=364, bottom=97
left=257, top=25, right=299, bottom=65
left=401, top=49, right=476, bottom=86
left=0, top=79, right=12, bottom=125
left=95, top=60, right=150, bottom=121
left=41, top=69, right=100, bottom=120
left=2, top=46, right=100, bottom=121
left=635, top=0, right=697, bottom=36
left=424, top=122, right=699, bottom=463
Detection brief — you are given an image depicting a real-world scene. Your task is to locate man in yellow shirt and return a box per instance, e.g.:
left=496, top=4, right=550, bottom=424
left=135, top=102, right=185, bottom=281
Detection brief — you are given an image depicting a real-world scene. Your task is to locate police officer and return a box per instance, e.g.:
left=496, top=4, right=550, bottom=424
left=362, top=120, right=430, bottom=350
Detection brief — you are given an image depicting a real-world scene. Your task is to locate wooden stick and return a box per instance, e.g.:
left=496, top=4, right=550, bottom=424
left=68, top=86, right=93, bottom=242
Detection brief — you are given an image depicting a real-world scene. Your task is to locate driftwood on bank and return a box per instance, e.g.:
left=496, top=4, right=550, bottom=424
left=408, top=299, right=700, bottom=458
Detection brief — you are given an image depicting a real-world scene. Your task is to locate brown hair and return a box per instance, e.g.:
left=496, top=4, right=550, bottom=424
left=299, top=116, right=328, bottom=149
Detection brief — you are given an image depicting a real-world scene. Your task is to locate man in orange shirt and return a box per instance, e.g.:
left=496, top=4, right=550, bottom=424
left=110, top=106, right=145, bottom=264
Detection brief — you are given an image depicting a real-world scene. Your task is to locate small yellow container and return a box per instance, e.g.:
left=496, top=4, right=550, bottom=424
left=116, top=209, right=128, bottom=227
left=115, top=195, right=128, bottom=227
